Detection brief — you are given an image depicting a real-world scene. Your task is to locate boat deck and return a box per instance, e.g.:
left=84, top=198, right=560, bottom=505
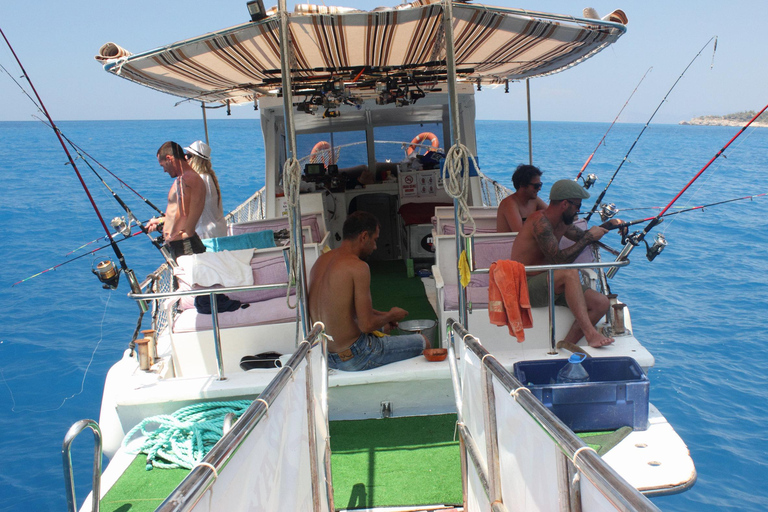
left=369, top=260, right=438, bottom=330
left=96, top=413, right=641, bottom=511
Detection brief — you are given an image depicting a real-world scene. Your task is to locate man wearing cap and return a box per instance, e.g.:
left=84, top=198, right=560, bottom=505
left=496, top=164, right=547, bottom=233
left=509, top=179, right=614, bottom=348
left=146, top=141, right=207, bottom=260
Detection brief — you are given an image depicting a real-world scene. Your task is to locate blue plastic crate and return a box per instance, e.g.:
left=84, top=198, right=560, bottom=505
left=512, top=357, right=649, bottom=432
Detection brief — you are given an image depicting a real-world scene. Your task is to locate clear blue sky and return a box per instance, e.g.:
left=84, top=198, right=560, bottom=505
left=1, top=1, right=765, bottom=124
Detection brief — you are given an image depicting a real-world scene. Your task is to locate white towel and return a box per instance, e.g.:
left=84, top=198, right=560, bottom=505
left=176, top=249, right=254, bottom=287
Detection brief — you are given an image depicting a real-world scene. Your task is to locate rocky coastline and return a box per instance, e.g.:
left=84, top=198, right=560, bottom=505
left=680, top=111, right=768, bottom=127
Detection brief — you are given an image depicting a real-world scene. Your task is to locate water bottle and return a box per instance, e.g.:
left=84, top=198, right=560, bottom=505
left=556, top=353, right=590, bottom=383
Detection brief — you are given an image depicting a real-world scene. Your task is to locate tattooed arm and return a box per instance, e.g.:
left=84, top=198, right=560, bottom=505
left=532, top=216, right=606, bottom=264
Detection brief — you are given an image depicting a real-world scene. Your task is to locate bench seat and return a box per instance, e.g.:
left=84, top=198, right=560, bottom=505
left=172, top=294, right=297, bottom=333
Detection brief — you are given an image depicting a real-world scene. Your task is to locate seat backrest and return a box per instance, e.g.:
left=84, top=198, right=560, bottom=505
left=433, top=206, right=499, bottom=235
left=175, top=239, right=325, bottom=309
left=229, top=212, right=326, bottom=243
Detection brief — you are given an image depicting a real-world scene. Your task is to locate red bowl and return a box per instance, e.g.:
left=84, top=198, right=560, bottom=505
left=423, top=348, right=448, bottom=362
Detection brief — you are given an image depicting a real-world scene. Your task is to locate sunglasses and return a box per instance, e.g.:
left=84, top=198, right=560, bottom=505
left=529, top=182, right=543, bottom=190
left=566, top=199, right=582, bottom=210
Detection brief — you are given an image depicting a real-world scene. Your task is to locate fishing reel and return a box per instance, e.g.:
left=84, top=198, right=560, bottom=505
left=93, top=259, right=121, bottom=290
left=599, top=203, right=618, bottom=222
left=581, top=173, right=597, bottom=190
left=111, top=216, right=132, bottom=237
left=644, top=233, right=668, bottom=262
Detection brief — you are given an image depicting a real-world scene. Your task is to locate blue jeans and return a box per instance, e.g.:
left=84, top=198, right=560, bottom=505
left=328, top=332, right=426, bottom=371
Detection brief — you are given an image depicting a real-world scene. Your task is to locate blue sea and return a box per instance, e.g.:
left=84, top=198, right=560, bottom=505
left=1, top=119, right=767, bottom=511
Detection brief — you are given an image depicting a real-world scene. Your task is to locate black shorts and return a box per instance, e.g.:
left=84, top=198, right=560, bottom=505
left=166, top=234, right=206, bottom=260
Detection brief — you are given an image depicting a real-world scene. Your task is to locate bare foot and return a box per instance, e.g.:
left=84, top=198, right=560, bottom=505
left=585, top=330, right=614, bottom=348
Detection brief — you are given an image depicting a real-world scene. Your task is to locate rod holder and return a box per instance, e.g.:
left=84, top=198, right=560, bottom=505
left=606, top=293, right=619, bottom=325
left=141, top=329, right=157, bottom=361
left=136, top=338, right=151, bottom=371
left=612, top=303, right=628, bottom=336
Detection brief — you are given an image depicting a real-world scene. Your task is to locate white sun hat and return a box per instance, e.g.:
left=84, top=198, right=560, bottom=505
left=184, top=140, right=211, bottom=160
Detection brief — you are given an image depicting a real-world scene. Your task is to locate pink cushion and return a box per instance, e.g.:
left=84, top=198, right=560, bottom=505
left=176, top=253, right=289, bottom=310
left=173, top=294, right=297, bottom=333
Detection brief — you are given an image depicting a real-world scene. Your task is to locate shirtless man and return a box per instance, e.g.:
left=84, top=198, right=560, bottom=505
left=309, top=211, right=428, bottom=371
left=496, top=164, right=548, bottom=233
left=146, top=141, right=207, bottom=260
left=510, top=179, right=614, bottom=348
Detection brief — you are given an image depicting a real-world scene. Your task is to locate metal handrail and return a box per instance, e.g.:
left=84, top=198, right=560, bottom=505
left=466, top=254, right=630, bottom=354
left=156, top=323, right=328, bottom=512
left=62, top=419, right=102, bottom=512
left=448, top=318, right=660, bottom=512
left=129, top=281, right=289, bottom=301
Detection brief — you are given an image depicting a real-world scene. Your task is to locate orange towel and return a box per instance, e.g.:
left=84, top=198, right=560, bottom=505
left=488, top=260, right=533, bottom=342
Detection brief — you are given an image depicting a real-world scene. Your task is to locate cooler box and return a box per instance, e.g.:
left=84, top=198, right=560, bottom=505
left=512, top=356, right=649, bottom=432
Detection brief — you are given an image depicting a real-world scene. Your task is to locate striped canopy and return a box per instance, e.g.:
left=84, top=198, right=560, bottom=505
left=101, top=2, right=626, bottom=105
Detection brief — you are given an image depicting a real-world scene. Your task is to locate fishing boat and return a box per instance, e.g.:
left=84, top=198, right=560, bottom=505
left=61, top=2, right=696, bottom=510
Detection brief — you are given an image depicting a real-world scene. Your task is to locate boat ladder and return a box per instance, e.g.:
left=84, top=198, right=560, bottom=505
left=62, top=419, right=102, bottom=512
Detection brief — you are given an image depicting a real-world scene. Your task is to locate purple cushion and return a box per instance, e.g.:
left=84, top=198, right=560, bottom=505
left=173, top=294, right=297, bottom=333
left=443, top=285, right=490, bottom=310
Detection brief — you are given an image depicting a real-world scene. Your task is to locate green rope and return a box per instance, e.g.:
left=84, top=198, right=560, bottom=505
left=122, top=400, right=252, bottom=470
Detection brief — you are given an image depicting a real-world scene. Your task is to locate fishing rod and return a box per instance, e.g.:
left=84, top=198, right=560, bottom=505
left=605, top=103, right=768, bottom=278
left=602, top=192, right=768, bottom=230
left=576, top=66, right=652, bottom=184
left=33, top=116, right=165, bottom=216
left=1, top=26, right=147, bottom=309
left=12, top=231, right=144, bottom=287
left=584, top=37, right=718, bottom=222
left=46, top=123, right=175, bottom=265
left=28, top=117, right=172, bottom=263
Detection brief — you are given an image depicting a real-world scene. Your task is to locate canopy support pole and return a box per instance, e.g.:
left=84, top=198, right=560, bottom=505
left=526, top=79, right=533, bottom=164
left=201, top=101, right=210, bottom=145
left=443, top=0, right=468, bottom=329
left=279, top=0, right=311, bottom=339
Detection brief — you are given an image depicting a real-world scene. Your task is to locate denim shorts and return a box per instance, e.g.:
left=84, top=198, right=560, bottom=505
left=328, top=331, right=426, bottom=371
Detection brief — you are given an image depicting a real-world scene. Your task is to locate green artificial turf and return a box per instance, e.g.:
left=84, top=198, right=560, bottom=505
left=330, top=414, right=462, bottom=510
left=369, top=260, right=436, bottom=322
left=577, top=426, right=633, bottom=456
left=100, top=454, right=189, bottom=512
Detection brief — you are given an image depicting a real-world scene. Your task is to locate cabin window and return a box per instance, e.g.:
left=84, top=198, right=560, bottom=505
left=296, top=131, right=367, bottom=168
left=373, top=122, right=444, bottom=164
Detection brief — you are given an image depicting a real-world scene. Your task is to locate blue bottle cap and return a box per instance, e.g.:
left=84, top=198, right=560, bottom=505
left=568, top=353, right=587, bottom=363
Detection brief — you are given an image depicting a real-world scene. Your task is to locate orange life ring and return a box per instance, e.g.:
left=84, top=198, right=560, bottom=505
left=310, top=140, right=335, bottom=164
left=407, top=132, right=440, bottom=156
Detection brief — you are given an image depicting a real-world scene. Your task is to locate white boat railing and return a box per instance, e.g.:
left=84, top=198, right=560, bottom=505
left=138, top=263, right=174, bottom=338
left=225, top=185, right=267, bottom=224
left=156, top=323, right=332, bottom=512
left=478, top=171, right=512, bottom=207
left=448, top=318, right=661, bottom=512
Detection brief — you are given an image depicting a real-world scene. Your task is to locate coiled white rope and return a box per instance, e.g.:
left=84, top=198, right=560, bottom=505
left=123, top=400, right=251, bottom=470
left=282, top=157, right=302, bottom=310
left=442, top=142, right=477, bottom=237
